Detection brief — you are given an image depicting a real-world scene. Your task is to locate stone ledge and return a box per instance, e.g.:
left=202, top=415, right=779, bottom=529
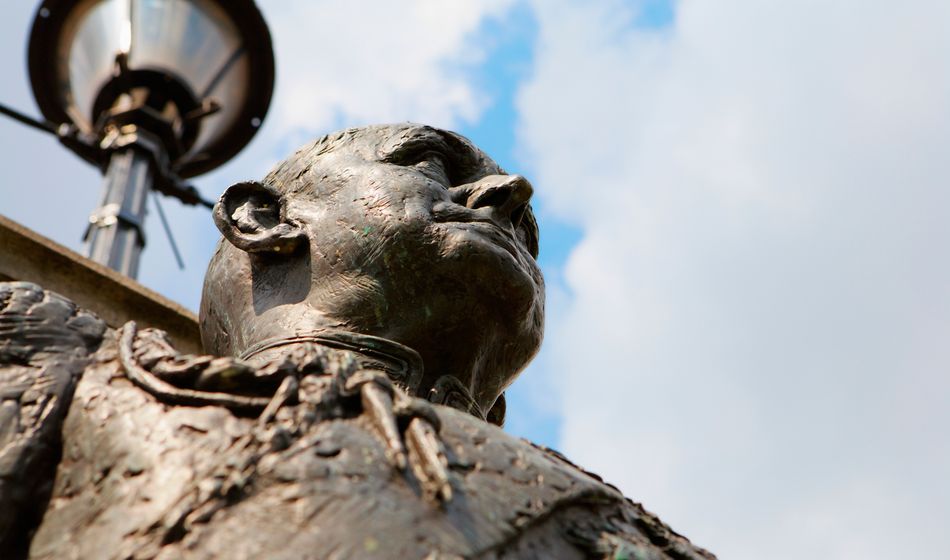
left=0, top=214, right=201, bottom=354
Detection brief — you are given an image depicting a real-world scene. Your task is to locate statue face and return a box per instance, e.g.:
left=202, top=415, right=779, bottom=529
left=202, top=125, right=544, bottom=410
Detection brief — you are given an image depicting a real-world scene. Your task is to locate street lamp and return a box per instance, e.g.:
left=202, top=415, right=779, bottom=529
left=26, top=0, right=275, bottom=277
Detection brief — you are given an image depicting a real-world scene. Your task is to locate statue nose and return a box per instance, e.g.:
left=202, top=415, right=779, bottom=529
left=464, top=174, right=534, bottom=228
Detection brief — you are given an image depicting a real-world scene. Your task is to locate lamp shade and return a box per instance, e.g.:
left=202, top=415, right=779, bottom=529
left=28, top=0, right=275, bottom=177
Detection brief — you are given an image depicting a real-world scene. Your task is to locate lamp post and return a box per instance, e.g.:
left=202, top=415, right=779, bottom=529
left=26, top=0, right=275, bottom=278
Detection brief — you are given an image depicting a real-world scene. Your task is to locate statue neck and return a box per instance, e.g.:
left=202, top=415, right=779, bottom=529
left=238, top=329, right=494, bottom=424
left=240, top=329, right=424, bottom=394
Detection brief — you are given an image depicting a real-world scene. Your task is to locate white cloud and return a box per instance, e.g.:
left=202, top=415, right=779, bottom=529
left=263, top=0, right=513, bottom=138
left=519, top=0, right=950, bottom=557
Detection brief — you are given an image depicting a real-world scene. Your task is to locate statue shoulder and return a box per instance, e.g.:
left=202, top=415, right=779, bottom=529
left=0, top=281, right=107, bottom=554
left=434, top=408, right=716, bottom=559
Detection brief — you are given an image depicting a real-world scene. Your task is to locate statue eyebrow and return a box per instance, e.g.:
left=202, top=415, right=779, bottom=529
left=378, top=129, right=452, bottom=164
left=377, top=128, right=483, bottom=182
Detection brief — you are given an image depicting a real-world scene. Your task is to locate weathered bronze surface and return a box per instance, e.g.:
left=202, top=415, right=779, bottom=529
left=0, top=124, right=714, bottom=559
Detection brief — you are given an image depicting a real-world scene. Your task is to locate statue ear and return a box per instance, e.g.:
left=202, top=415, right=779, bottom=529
left=213, top=181, right=306, bottom=254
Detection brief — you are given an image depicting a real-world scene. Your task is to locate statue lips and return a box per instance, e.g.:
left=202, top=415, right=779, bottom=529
left=437, top=217, right=524, bottom=263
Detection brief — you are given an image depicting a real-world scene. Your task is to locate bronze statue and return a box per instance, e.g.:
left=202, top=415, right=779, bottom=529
left=0, top=124, right=714, bottom=559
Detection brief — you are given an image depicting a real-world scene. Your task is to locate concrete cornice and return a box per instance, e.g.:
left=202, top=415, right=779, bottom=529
left=0, top=214, right=201, bottom=354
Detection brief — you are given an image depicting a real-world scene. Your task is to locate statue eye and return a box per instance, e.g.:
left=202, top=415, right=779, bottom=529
left=516, top=205, right=540, bottom=259
left=413, top=151, right=452, bottom=187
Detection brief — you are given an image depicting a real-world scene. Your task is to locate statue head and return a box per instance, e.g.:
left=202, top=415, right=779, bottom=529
left=200, top=124, right=544, bottom=419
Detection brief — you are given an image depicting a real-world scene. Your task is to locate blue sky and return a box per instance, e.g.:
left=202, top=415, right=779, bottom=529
left=3, top=1, right=950, bottom=558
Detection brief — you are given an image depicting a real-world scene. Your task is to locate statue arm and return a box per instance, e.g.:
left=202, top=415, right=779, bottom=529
left=0, top=282, right=106, bottom=553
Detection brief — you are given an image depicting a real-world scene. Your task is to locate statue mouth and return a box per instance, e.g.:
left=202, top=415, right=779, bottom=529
left=430, top=200, right=532, bottom=265
left=437, top=218, right=523, bottom=261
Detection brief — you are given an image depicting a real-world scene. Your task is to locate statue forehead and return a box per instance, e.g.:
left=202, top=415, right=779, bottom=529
left=265, top=124, right=504, bottom=195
